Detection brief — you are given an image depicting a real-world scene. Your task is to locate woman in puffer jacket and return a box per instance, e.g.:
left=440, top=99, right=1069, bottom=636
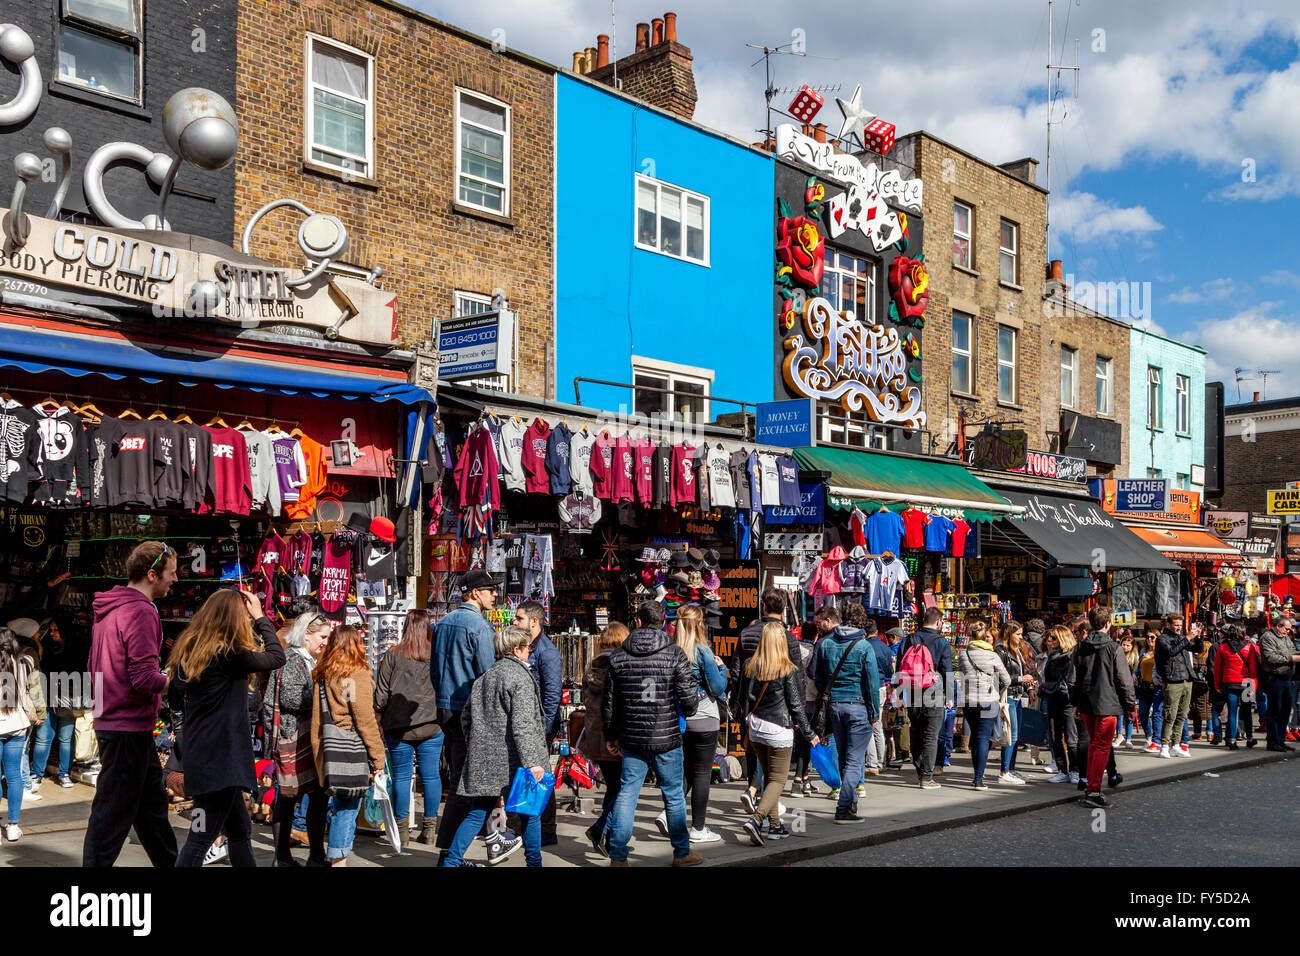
left=1214, top=623, right=1259, bottom=750
left=958, top=621, right=1010, bottom=791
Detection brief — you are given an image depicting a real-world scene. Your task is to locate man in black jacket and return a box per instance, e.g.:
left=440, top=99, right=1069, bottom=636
left=1071, top=606, right=1136, bottom=809
left=601, top=601, right=702, bottom=867
left=1155, top=613, right=1193, bottom=758
left=901, top=607, right=953, bottom=789
left=1260, top=614, right=1300, bottom=752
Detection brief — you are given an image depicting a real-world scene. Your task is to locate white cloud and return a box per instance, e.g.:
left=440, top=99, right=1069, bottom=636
left=1191, top=305, right=1300, bottom=398
left=1263, top=269, right=1300, bottom=288
left=1164, top=278, right=1237, bottom=303
left=1050, top=192, right=1164, bottom=244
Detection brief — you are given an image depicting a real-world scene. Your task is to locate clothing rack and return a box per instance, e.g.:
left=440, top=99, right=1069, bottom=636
left=0, top=383, right=301, bottom=426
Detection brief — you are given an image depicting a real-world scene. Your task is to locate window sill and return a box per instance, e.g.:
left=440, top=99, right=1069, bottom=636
left=950, top=389, right=977, bottom=401
left=953, top=264, right=980, bottom=279
left=634, top=242, right=709, bottom=268
left=301, top=159, right=381, bottom=189
left=452, top=201, right=516, bottom=228
left=999, top=280, right=1024, bottom=293
left=997, top=400, right=1023, bottom=410
left=1175, top=431, right=1192, bottom=439
left=49, top=81, right=150, bottom=119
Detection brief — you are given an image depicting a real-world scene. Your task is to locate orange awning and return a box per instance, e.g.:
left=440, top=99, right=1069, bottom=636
left=1131, top=526, right=1241, bottom=561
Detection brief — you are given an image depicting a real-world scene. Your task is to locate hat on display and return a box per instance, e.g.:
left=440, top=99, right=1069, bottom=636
left=668, top=550, right=691, bottom=570
left=652, top=583, right=669, bottom=601
left=703, top=549, right=721, bottom=572
left=369, top=516, right=397, bottom=543
left=686, top=570, right=705, bottom=589
left=686, top=548, right=705, bottom=570
left=5, top=618, right=38, bottom=640
left=668, top=571, right=690, bottom=587
left=702, top=571, right=721, bottom=591
left=459, top=569, right=497, bottom=593
left=346, top=512, right=372, bottom=535
left=637, top=547, right=659, bottom=563
left=656, top=547, right=672, bottom=564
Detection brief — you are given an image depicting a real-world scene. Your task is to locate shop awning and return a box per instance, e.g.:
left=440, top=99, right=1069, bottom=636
left=1129, top=526, right=1241, bottom=561
left=0, top=324, right=431, bottom=405
left=1270, top=575, right=1300, bottom=600
left=999, top=491, right=1181, bottom=570
left=795, top=445, right=1021, bottom=521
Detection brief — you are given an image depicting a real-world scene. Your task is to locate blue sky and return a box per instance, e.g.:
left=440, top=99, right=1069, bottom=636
left=415, top=0, right=1300, bottom=397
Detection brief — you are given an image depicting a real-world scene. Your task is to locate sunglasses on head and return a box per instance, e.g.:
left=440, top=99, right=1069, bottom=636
left=148, top=544, right=175, bottom=574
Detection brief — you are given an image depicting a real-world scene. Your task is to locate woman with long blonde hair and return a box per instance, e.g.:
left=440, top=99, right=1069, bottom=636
left=170, top=588, right=285, bottom=866
left=665, top=605, right=727, bottom=844
left=1041, top=625, right=1078, bottom=783
left=994, top=621, right=1037, bottom=784
left=740, top=622, right=818, bottom=847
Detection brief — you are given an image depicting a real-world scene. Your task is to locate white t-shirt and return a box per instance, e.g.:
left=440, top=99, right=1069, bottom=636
left=759, top=453, right=781, bottom=507
left=872, top=557, right=911, bottom=613
left=498, top=418, right=527, bottom=492
left=569, top=429, right=596, bottom=494
left=707, top=445, right=735, bottom=508
left=746, top=712, right=794, bottom=747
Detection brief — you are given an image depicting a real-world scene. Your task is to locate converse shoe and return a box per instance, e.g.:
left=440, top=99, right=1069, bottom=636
left=1048, top=772, right=1071, bottom=783
left=919, top=779, right=942, bottom=790
left=485, top=832, right=522, bottom=866
left=24, top=781, right=41, bottom=801
left=2, top=824, right=20, bottom=842
left=654, top=810, right=669, bottom=838
left=1143, top=741, right=1162, bottom=754
left=971, top=779, right=989, bottom=791
left=689, top=826, right=721, bottom=844
left=997, top=772, right=1026, bottom=786
left=1010, top=771, right=1027, bottom=782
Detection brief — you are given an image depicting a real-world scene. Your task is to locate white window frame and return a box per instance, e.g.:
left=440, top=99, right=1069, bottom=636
left=999, top=218, right=1019, bottom=285
left=820, top=251, right=877, bottom=325
left=819, top=407, right=887, bottom=449
left=1095, top=357, right=1113, bottom=415
left=1147, top=367, right=1163, bottom=430
left=633, top=173, right=710, bottom=266
left=632, top=355, right=713, bottom=423
left=1176, top=374, right=1190, bottom=435
left=454, top=88, right=511, bottom=216
left=1060, top=346, right=1077, bottom=409
left=997, top=326, right=1017, bottom=404
left=1176, top=472, right=1189, bottom=489
left=304, top=34, right=375, bottom=179
left=56, top=0, right=144, bottom=106
left=953, top=200, right=973, bottom=270
left=449, top=290, right=510, bottom=392
left=951, top=312, right=973, bottom=394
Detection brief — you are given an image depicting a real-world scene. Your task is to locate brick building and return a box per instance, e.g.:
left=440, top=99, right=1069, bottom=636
left=575, top=13, right=698, bottom=120
left=233, top=0, right=556, bottom=396
left=1221, top=396, right=1300, bottom=512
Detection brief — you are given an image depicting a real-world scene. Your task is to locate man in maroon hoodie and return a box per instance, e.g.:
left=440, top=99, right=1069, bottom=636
left=82, top=541, right=179, bottom=867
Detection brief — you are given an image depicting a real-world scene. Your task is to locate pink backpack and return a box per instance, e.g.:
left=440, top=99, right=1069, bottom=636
left=898, top=640, right=939, bottom=690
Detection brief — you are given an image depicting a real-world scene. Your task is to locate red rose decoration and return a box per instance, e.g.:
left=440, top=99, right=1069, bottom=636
left=776, top=215, right=825, bottom=290
left=889, top=255, right=929, bottom=321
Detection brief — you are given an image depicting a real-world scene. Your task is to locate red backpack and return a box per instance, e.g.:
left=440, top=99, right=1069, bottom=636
left=898, top=639, right=939, bottom=690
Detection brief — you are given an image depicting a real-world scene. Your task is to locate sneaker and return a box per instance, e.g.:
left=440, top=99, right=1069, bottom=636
left=998, top=772, right=1025, bottom=786
left=458, top=860, right=487, bottom=867
left=1122, top=739, right=1135, bottom=749
left=1010, top=771, right=1028, bottom=782
left=1081, top=792, right=1110, bottom=809
left=1068, top=771, right=1079, bottom=784
left=1143, top=742, right=1161, bottom=754
left=972, top=779, right=989, bottom=791
left=825, top=788, right=840, bottom=801
left=1044, top=761, right=1059, bottom=774
left=1108, top=773, right=1123, bottom=788
left=1246, top=739, right=1259, bottom=748
left=58, top=775, right=73, bottom=789
left=2, top=824, right=19, bottom=842
left=485, top=833, right=522, bottom=866
left=654, top=810, right=669, bottom=838
left=1173, top=745, right=1190, bottom=758
left=24, top=782, right=41, bottom=801
left=1158, top=746, right=1171, bottom=758
left=689, top=826, right=721, bottom=844
left=855, top=784, right=864, bottom=794
left=1048, top=772, right=1071, bottom=783
left=202, top=841, right=227, bottom=865
left=801, top=781, right=813, bottom=796
left=739, top=791, right=757, bottom=815
left=833, top=807, right=864, bottom=824
left=671, top=851, right=704, bottom=867
left=767, top=824, right=791, bottom=839
left=919, top=779, right=942, bottom=790
left=743, top=817, right=765, bottom=846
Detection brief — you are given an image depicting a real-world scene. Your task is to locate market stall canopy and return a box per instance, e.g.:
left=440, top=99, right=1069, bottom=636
left=1129, top=526, right=1241, bottom=562
left=998, top=491, right=1180, bottom=571
left=795, top=446, right=1020, bottom=522
left=1270, top=575, right=1300, bottom=601
left=0, top=322, right=430, bottom=404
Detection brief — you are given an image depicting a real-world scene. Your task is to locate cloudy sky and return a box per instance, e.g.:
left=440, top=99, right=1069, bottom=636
left=415, top=0, right=1300, bottom=401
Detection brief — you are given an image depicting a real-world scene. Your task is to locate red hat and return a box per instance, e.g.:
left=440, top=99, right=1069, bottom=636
left=369, top=516, right=396, bottom=543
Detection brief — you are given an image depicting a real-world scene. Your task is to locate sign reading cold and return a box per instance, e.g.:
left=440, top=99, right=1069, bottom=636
left=1114, top=478, right=1170, bottom=513
left=1267, top=488, right=1300, bottom=515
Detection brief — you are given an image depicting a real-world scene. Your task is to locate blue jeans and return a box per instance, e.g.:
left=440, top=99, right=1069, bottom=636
left=443, top=794, right=542, bottom=867
left=386, top=732, right=444, bottom=825
left=1266, top=678, right=1293, bottom=747
left=0, top=732, right=26, bottom=823
left=326, top=793, right=364, bottom=860
left=1000, top=698, right=1022, bottom=773
left=608, top=746, right=690, bottom=862
left=829, top=701, right=872, bottom=808
left=1180, top=718, right=1190, bottom=746
left=31, top=712, right=75, bottom=783
left=292, top=792, right=309, bottom=832
left=1138, top=685, right=1164, bottom=741
left=963, top=707, right=998, bottom=782
left=1225, top=690, right=1255, bottom=741
left=938, top=710, right=955, bottom=766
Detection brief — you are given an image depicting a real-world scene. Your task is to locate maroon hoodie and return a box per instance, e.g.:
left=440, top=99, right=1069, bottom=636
left=90, top=586, right=168, bottom=732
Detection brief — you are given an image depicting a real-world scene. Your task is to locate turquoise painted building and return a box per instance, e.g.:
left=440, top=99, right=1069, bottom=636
left=554, top=73, right=774, bottom=420
left=1126, top=327, right=1207, bottom=493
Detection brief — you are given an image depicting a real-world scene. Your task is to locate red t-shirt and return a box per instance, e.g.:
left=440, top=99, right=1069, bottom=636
left=951, top=519, right=972, bottom=557
left=522, top=419, right=552, bottom=493
left=613, top=435, right=635, bottom=503
left=590, top=433, right=616, bottom=500
left=671, top=444, right=697, bottom=507
left=203, top=426, right=251, bottom=515
left=901, top=507, right=928, bottom=549
left=634, top=440, right=655, bottom=504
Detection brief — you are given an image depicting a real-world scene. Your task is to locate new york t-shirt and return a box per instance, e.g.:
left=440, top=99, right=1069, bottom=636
left=924, top=514, right=956, bottom=552
left=865, top=509, right=904, bottom=555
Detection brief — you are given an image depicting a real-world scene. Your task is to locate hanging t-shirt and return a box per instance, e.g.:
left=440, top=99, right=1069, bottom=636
left=288, top=530, right=313, bottom=575
left=271, top=436, right=307, bottom=504
left=849, top=508, right=867, bottom=548
left=707, top=445, right=735, bottom=508
left=252, top=565, right=275, bottom=620
left=924, top=514, right=956, bottom=552
left=729, top=449, right=751, bottom=512
left=364, top=541, right=395, bottom=583
left=776, top=454, right=800, bottom=508
left=613, top=435, right=635, bottom=504
left=31, top=406, right=95, bottom=508
left=520, top=419, right=551, bottom=494
left=180, top=423, right=215, bottom=512
left=633, top=440, right=656, bottom=504
left=558, top=491, right=602, bottom=533
left=901, top=507, right=928, bottom=549
left=870, top=556, right=911, bottom=614
left=653, top=443, right=673, bottom=508
left=962, top=520, right=980, bottom=559
left=759, top=454, right=781, bottom=507
left=746, top=452, right=763, bottom=512
left=670, top=444, right=697, bottom=507
left=257, top=531, right=288, bottom=571
left=241, top=430, right=277, bottom=513
left=319, top=532, right=355, bottom=616
left=309, top=532, right=327, bottom=584
left=284, top=435, right=328, bottom=521
left=951, top=519, right=973, bottom=558
left=590, top=432, right=616, bottom=500
left=694, top=444, right=711, bottom=510
left=0, top=401, right=40, bottom=504
left=545, top=422, right=573, bottom=496
left=865, top=509, right=905, bottom=556
left=88, top=416, right=120, bottom=508
left=568, top=428, right=595, bottom=495
left=204, top=427, right=252, bottom=515
left=498, top=417, right=527, bottom=493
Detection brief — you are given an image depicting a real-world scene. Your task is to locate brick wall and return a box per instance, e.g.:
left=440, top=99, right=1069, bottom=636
left=1222, top=417, right=1300, bottom=512
left=233, top=0, right=555, bottom=396
left=587, top=41, right=697, bottom=119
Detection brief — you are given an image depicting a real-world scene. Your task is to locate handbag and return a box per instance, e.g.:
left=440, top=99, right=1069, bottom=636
left=504, top=765, right=556, bottom=815
left=317, top=682, right=371, bottom=798
left=993, top=692, right=1012, bottom=748
left=270, top=668, right=316, bottom=798
left=811, top=637, right=865, bottom=738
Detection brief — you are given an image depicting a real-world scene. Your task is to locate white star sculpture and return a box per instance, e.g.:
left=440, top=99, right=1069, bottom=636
left=835, top=84, right=875, bottom=145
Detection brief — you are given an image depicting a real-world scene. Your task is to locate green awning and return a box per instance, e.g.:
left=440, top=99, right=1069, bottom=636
left=795, top=446, right=1022, bottom=521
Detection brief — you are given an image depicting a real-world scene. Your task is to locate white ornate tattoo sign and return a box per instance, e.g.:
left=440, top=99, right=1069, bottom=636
left=782, top=295, right=926, bottom=428
left=776, top=123, right=923, bottom=212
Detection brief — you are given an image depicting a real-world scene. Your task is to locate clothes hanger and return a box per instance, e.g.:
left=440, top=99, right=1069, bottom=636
left=264, top=422, right=283, bottom=434
left=120, top=406, right=142, bottom=421
left=147, top=408, right=169, bottom=420
left=35, top=395, right=62, bottom=412
left=173, top=411, right=193, bottom=424
left=204, top=412, right=227, bottom=427
left=289, top=426, right=306, bottom=439
left=234, top=416, right=255, bottom=431
left=77, top=402, right=103, bottom=423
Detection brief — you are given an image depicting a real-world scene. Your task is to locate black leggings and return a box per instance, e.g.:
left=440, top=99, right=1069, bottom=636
left=793, top=705, right=814, bottom=779
left=272, top=790, right=328, bottom=862
left=177, top=787, right=255, bottom=867
left=681, top=729, right=716, bottom=831
left=1047, top=698, right=1077, bottom=773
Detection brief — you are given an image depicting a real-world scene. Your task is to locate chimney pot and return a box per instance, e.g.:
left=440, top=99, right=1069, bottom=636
left=1254, top=391, right=1261, bottom=402
left=585, top=45, right=597, bottom=69
left=636, top=22, right=650, bottom=51
left=1049, top=259, right=1063, bottom=281
left=802, top=123, right=812, bottom=137
left=813, top=123, right=827, bottom=143
left=664, top=12, right=677, bottom=42
left=572, top=51, right=585, bottom=72
left=596, top=34, right=609, bottom=68
left=652, top=18, right=664, bottom=45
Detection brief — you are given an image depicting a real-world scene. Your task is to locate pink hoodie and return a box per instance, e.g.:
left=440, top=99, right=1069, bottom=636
left=90, top=586, right=168, bottom=732
left=808, top=546, right=847, bottom=599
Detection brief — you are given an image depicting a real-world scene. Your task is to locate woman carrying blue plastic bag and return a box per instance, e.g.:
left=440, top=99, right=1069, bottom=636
left=441, top=625, right=550, bottom=868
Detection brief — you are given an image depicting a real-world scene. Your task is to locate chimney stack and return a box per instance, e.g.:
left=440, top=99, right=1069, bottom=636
left=1254, top=391, right=1261, bottom=402
left=585, top=45, right=597, bottom=69
left=586, top=10, right=698, bottom=119
left=572, top=51, right=586, bottom=73
left=1048, top=259, right=1063, bottom=281
left=813, top=123, right=826, bottom=143
left=664, top=12, right=677, bottom=42
left=652, top=18, right=664, bottom=45
left=596, top=34, right=610, bottom=68
left=635, top=22, right=650, bottom=51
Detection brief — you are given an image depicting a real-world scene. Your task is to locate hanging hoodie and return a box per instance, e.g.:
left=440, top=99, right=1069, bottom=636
left=0, top=400, right=39, bottom=504
left=271, top=435, right=308, bottom=505
left=204, top=426, right=252, bottom=515
left=106, top=419, right=166, bottom=509
left=633, top=439, right=656, bottom=505
left=180, top=423, right=216, bottom=512
left=839, top=546, right=872, bottom=592
left=284, top=435, right=328, bottom=520
left=31, top=405, right=94, bottom=507
left=808, top=546, right=846, bottom=600
left=613, top=434, right=635, bottom=504
left=522, top=418, right=552, bottom=494
left=545, top=422, right=573, bottom=495
left=150, top=419, right=192, bottom=509
left=288, top=530, right=313, bottom=577
left=708, top=444, right=735, bottom=509
left=256, top=531, right=288, bottom=571
left=498, top=416, right=527, bottom=492
left=590, top=432, right=616, bottom=500
left=670, top=444, right=697, bottom=507
left=558, top=490, right=602, bottom=533
left=454, top=425, right=500, bottom=510
left=242, top=430, right=277, bottom=513
left=653, top=442, right=673, bottom=508
left=568, top=427, right=595, bottom=495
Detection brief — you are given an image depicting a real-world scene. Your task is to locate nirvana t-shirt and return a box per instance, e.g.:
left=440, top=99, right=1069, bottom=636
left=633, top=440, right=656, bottom=505
left=613, top=435, right=635, bottom=504
left=523, top=418, right=552, bottom=494
left=319, top=533, right=355, bottom=616
left=670, top=444, right=697, bottom=507
left=545, top=422, right=573, bottom=496
left=707, top=445, right=735, bottom=508
left=590, top=433, right=616, bottom=500
left=568, top=428, right=595, bottom=495
left=776, top=454, right=800, bottom=508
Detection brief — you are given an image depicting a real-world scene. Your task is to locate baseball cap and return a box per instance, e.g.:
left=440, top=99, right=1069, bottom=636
left=886, top=627, right=907, bottom=640
left=369, top=516, right=396, bottom=543
left=460, top=569, right=497, bottom=593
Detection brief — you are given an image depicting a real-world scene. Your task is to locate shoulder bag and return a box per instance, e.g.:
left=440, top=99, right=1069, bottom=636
left=741, top=681, right=771, bottom=750
left=811, top=638, right=864, bottom=739
left=317, top=682, right=371, bottom=798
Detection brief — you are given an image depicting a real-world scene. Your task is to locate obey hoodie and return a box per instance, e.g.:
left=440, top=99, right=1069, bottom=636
left=90, top=586, right=168, bottom=732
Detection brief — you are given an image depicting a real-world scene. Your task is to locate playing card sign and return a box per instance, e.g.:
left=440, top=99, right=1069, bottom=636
left=825, top=184, right=902, bottom=251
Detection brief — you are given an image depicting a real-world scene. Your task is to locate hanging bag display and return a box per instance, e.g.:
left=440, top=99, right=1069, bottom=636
left=317, top=683, right=370, bottom=798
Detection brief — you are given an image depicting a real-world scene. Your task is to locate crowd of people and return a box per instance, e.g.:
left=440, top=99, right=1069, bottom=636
left=3, top=539, right=1298, bottom=865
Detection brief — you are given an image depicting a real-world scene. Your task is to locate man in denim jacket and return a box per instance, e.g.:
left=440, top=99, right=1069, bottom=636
left=812, top=602, right=880, bottom=824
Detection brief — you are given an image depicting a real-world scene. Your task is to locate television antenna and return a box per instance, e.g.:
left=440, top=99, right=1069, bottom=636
left=1045, top=0, right=1081, bottom=261
left=1233, top=367, right=1257, bottom=402
left=1259, top=368, right=1281, bottom=400
left=746, top=41, right=837, bottom=145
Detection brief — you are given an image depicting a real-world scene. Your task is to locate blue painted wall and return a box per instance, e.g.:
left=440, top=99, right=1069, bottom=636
left=555, top=74, right=774, bottom=417
left=1127, top=327, right=1207, bottom=493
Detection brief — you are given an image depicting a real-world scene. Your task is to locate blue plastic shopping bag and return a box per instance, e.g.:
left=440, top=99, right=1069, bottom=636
left=808, top=737, right=841, bottom=790
left=504, top=766, right=556, bottom=815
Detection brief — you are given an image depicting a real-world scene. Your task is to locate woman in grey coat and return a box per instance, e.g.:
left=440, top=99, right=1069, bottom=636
left=958, top=622, right=1011, bottom=791
left=440, top=625, right=549, bottom=868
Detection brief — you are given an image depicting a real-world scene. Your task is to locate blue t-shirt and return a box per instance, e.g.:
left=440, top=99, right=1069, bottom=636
left=924, top=515, right=956, bottom=552
left=865, top=509, right=905, bottom=555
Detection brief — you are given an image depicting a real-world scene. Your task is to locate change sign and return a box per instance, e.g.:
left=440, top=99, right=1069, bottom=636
left=1267, top=488, right=1300, bottom=515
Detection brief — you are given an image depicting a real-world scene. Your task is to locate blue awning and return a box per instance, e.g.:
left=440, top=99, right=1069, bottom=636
left=0, top=325, right=431, bottom=405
